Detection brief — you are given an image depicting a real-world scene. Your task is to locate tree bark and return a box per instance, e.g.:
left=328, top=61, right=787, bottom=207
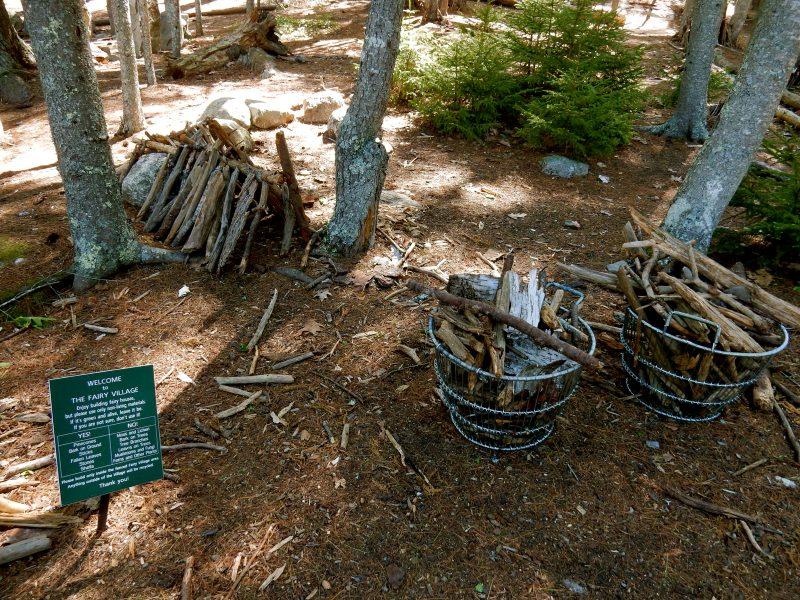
left=112, top=0, right=146, bottom=137
left=0, top=0, right=36, bottom=107
left=677, top=0, right=697, bottom=46
left=423, top=0, right=441, bottom=23
left=26, top=0, right=181, bottom=291
left=107, top=0, right=116, bottom=35
left=164, top=0, right=182, bottom=58
left=194, top=0, right=203, bottom=36
left=137, top=0, right=156, bottom=85
left=663, top=0, right=800, bottom=252
left=648, top=0, right=725, bottom=141
left=327, top=0, right=404, bottom=257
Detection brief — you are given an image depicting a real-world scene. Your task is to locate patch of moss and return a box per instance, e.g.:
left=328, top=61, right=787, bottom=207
left=0, top=237, right=28, bottom=263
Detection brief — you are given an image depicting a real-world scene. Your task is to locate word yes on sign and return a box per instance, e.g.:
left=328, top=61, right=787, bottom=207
left=48, top=365, right=163, bottom=506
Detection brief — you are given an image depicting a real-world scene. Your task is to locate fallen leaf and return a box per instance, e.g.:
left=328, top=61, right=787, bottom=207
left=177, top=371, right=195, bottom=384
left=349, top=270, right=373, bottom=290
left=386, top=563, right=405, bottom=590
left=300, top=429, right=311, bottom=441
left=271, top=411, right=288, bottom=426
left=748, top=268, right=773, bottom=287
left=300, top=320, right=324, bottom=336
left=258, top=564, right=286, bottom=591
left=314, top=289, right=332, bottom=301
left=333, top=475, right=346, bottom=489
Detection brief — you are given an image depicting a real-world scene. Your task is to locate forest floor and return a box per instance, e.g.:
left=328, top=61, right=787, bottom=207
left=1, top=1, right=799, bottom=599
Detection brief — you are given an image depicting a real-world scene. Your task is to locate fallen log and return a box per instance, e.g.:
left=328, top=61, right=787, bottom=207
left=0, top=537, right=51, bottom=566
left=406, top=280, right=602, bottom=370
left=167, top=9, right=289, bottom=79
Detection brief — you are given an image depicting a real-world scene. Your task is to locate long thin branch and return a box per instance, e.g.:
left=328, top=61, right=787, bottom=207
left=406, top=280, right=601, bottom=370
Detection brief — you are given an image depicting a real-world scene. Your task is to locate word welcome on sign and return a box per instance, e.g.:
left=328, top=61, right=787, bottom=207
left=49, top=365, right=163, bottom=506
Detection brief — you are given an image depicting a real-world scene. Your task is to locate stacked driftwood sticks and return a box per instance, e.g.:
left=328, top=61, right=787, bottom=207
left=119, top=122, right=312, bottom=274
left=408, top=256, right=598, bottom=449
left=559, top=208, right=795, bottom=419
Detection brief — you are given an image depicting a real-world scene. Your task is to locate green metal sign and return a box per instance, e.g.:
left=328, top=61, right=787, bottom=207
left=48, top=365, right=163, bottom=506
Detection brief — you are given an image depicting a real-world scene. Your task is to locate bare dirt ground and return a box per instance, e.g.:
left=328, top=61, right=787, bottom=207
left=1, top=1, right=799, bottom=598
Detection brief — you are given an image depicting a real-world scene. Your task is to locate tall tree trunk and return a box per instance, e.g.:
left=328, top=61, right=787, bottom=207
left=647, top=0, right=724, bottom=140
left=112, top=0, right=145, bottom=136
left=25, top=0, right=181, bottom=291
left=0, top=0, right=35, bottom=106
left=423, top=0, right=441, bottom=23
left=164, top=0, right=182, bottom=58
left=137, top=0, right=156, bottom=85
left=194, top=0, right=203, bottom=36
left=246, top=0, right=255, bottom=13
left=726, top=0, right=752, bottom=47
left=107, top=0, right=116, bottom=35
left=677, top=0, right=697, bottom=46
left=663, top=0, right=800, bottom=251
left=326, top=0, right=404, bottom=257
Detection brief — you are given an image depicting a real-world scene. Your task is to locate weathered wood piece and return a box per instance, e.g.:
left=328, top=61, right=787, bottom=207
left=279, top=182, right=295, bottom=257
left=630, top=208, right=800, bottom=328
left=169, top=152, right=221, bottom=246
left=407, top=280, right=601, bottom=370
left=207, top=168, right=239, bottom=271
left=2, top=455, right=54, bottom=480
left=239, top=179, right=270, bottom=273
left=662, top=486, right=764, bottom=524
left=275, top=130, right=312, bottom=240
left=557, top=262, right=619, bottom=290
left=247, top=288, right=279, bottom=352
left=214, top=374, right=294, bottom=385
left=152, top=151, right=207, bottom=235
left=216, top=174, right=258, bottom=273
left=0, top=537, right=51, bottom=565
left=136, top=152, right=172, bottom=220
left=183, top=166, right=228, bottom=253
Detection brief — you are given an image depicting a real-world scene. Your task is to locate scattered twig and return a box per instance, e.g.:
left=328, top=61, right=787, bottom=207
left=156, top=366, right=176, bottom=387
left=272, top=352, right=315, bottom=370
left=214, top=374, right=293, bottom=385
left=739, top=520, right=774, bottom=560
left=380, top=422, right=437, bottom=492
left=162, top=443, right=227, bottom=453
left=2, top=455, right=55, bottom=480
left=733, top=458, right=768, bottom=477
left=215, top=390, right=261, bottom=419
left=163, top=472, right=180, bottom=483
left=247, top=288, right=279, bottom=352
left=83, top=323, right=119, bottom=334
left=662, top=485, right=763, bottom=524
left=301, top=228, right=323, bottom=269
left=585, top=321, right=623, bottom=336
left=405, top=264, right=449, bottom=284
left=153, top=297, right=188, bottom=325
left=340, top=423, right=350, bottom=450
left=774, top=381, right=800, bottom=408
left=311, top=370, right=362, bottom=403
left=772, top=399, right=800, bottom=463
left=378, top=227, right=405, bottom=254
left=181, top=556, right=195, bottom=600
left=193, top=418, right=219, bottom=439
left=0, top=537, right=52, bottom=566
left=322, top=421, right=335, bottom=444
left=398, top=241, right=416, bottom=268
left=0, top=477, right=36, bottom=493
left=218, top=384, right=268, bottom=400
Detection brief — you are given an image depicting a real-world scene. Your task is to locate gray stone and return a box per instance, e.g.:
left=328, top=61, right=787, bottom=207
left=122, top=153, right=167, bottom=207
left=200, top=97, right=252, bottom=129
left=0, top=74, right=33, bottom=108
left=238, top=47, right=275, bottom=78
left=380, top=190, right=421, bottom=209
left=301, top=90, right=345, bottom=124
left=562, top=579, right=587, bottom=594
left=541, top=155, right=589, bottom=178
left=725, top=285, right=751, bottom=303
left=324, top=106, right=347, bottom=140
left=248, top=102, right=294, bottom=130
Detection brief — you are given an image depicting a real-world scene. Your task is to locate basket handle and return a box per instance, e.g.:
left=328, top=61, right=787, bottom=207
left=545, top=282, right=584, bottom=311
left=663, top=311, right=721, bottom=351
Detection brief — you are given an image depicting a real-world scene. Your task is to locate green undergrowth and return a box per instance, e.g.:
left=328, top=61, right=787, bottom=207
left=712, top=132, right=800, bottom=264
left=276, top=15, right=336, bottom=37
left=392, top=0, right=644, bottom=157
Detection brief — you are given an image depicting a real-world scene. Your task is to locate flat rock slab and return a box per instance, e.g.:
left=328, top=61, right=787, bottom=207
left=122, top=152, right=167, bottom=207
left=541, top=155, right=589, bottom=178
left=201, top=97, right=252, bottom=129
left=301, top=91, right=345, bottom=124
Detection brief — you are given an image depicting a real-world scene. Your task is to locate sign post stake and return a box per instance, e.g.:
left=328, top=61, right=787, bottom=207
left=96, top=493, right=111, bottom=535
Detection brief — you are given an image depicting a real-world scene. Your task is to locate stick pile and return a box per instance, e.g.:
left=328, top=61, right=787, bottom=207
left=559, top=208, right=791, bottom=414
left=122, top=122, right=312, bottom=274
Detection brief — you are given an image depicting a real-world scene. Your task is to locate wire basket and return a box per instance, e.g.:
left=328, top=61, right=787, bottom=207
left=430, top=284, right=596, bottom=452
left=620, top=308, right=789, bottom=422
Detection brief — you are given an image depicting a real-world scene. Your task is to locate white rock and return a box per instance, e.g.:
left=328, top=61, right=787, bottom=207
left=324, top=106, right=347, bottom=140
left=380, top=190, right=421, bottom=209
left=301, top=90, right=345, bottom=124
left=248, top=102, right=295, bottom=129
left=122, top=152, right=168, bottom=207
left=200, top=97, right=252, bottom=129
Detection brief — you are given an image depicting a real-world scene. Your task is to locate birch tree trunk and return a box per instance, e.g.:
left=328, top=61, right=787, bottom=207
left=663, top=0, right=800, bottom=251
left=194, top=0, right=203, bottom=36
left=326, top=0, right=404, bottom=256
left=137, top=0, right=156, bottom=85
left=112, top=0, right=145, bottom=136
left=648, top=0, right=724, bottom=141
left=25, top=0, right=181, bottom=291
left=165, top=0, right=182, bottom=58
